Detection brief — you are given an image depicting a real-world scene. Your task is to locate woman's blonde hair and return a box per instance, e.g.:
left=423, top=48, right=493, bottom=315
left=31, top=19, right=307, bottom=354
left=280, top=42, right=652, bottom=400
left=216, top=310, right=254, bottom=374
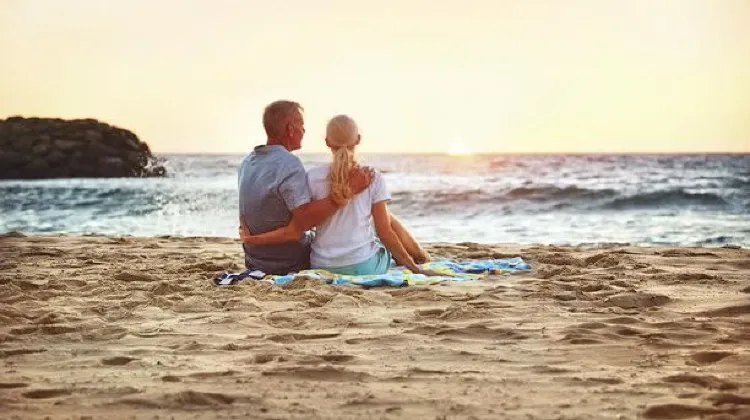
left=326, top=115, right=360, bottom=205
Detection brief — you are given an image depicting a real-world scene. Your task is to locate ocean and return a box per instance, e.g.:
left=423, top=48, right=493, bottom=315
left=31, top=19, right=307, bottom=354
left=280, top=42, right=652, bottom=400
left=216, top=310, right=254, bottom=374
left=1, top=153, right=748, bottom=247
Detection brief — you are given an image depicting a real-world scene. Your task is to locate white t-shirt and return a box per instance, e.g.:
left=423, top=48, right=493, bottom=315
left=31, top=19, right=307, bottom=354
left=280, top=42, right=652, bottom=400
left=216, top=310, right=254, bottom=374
left=307, top=164, right=391, bottom=267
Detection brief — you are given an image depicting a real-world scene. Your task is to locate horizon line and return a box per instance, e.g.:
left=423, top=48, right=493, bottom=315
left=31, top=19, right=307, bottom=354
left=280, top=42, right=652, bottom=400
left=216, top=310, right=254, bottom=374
left=155, top=150, right=750, bottom=156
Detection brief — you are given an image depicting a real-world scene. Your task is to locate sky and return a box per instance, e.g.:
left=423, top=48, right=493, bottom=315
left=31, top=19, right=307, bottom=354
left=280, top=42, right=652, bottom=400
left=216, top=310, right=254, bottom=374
left=1, top=0, right=749, bottom=154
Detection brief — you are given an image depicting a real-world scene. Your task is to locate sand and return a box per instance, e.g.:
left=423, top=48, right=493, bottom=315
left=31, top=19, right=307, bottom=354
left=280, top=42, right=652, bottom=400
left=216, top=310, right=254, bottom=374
left=1, top=233, right=749, bottom=419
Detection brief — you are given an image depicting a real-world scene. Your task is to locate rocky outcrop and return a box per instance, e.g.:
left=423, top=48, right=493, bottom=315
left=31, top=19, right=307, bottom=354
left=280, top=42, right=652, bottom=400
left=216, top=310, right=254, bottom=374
left=0, top=116, right=166, bottom=179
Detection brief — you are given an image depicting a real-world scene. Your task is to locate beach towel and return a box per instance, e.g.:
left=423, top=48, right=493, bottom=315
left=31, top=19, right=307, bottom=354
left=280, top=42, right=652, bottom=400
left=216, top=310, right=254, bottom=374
left=214, top=257, right=530, bottom=287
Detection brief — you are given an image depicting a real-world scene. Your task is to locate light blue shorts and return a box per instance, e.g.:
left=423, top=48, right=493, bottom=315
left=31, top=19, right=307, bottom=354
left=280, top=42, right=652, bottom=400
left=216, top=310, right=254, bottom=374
left=320, top=246, right=393, bottom=276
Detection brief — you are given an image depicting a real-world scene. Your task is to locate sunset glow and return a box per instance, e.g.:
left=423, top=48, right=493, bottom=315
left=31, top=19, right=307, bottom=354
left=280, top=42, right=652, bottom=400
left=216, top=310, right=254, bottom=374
left=446, top=144, right=474, bottom=157
left=1, top=0, right=748, bottom=154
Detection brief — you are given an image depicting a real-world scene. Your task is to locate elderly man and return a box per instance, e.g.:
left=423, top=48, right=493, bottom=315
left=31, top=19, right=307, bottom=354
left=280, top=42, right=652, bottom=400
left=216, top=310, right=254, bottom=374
left=238, top=100, right=371, bottom=274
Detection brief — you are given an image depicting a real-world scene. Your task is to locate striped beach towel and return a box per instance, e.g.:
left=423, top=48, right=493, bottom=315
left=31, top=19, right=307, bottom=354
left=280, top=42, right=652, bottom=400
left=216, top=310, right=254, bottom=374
left=214, top=257, right=530, bottom=287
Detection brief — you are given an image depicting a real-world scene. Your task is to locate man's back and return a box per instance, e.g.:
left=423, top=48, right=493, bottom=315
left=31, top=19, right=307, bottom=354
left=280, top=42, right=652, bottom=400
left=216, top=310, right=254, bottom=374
left=238, top=145, right=312, bottom=274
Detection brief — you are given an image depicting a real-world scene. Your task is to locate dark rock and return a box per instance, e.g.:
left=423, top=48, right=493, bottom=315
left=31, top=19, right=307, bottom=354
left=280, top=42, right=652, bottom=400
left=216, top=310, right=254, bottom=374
left=11, top=135, right=34, bottom=150
left=150, top=165, right=167, bottom=177
left=84, top=130, right=102, bottom=142
left=87, top=141, right=118, bottom=158
left=9, top=123, right=29, bottom=136
left=46, top=150, right=66, bottom=164
left=102, top=156, right=125, bottom=166
left=100, top=157, right=127, bottom=177
left=26, top=158, right=50, bottom=176
left=46, top=165, right=71, bottom=178
left=53, top=139, right=80, bottom=152
left=0, top=123, right=8, bottom=143
left=124, top=150, right=145, bottom=164
left=32, top=142, right=51, bottom=155
left=138, top=142, right=151, bottom=154
left=124, top=137, right=141, bottom=151
left=0, top=151, right=32, bottom=169
left=0, top=116, right=165, bottom=179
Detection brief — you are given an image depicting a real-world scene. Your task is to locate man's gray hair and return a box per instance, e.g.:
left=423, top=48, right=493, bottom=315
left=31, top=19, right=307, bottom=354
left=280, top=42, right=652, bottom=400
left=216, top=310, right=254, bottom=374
left=263, top=100, right=303, bottom=139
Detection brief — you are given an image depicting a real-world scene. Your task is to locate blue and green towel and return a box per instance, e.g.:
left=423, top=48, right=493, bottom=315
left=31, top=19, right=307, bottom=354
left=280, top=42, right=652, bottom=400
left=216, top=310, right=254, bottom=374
left=214, top=257, right=530, bottom=287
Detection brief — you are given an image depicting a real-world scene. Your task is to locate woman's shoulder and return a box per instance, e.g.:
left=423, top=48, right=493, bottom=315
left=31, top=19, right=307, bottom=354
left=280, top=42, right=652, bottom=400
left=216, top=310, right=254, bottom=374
left=306, top=165, right=331, bottom=196
left=306, top=164, right=331, bottom=178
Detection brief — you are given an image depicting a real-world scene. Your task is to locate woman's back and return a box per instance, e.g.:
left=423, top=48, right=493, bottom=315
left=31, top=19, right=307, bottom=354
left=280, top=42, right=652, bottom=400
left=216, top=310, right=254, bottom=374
left=307, top=164, right=390, bottom=268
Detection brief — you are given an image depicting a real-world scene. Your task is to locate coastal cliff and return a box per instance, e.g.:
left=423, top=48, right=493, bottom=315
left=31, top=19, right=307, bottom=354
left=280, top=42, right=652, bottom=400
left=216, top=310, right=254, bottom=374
left=0, top=116, right=166, bottom=179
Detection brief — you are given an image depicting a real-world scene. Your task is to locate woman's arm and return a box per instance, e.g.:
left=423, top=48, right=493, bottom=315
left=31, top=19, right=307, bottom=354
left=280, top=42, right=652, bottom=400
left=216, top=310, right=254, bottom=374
left=238, top=216, right=302, bottom=246
left=372, top=201, right=423, bottom=273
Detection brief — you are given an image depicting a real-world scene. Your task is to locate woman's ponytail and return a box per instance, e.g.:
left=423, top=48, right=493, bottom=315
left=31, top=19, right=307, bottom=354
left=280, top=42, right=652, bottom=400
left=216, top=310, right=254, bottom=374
left=325, top=115, right=360, bottom=206
left=329, top=146, right=355, bottom=205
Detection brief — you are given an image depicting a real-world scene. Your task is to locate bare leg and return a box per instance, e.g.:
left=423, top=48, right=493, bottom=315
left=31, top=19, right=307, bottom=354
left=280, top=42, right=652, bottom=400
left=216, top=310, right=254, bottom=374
left=389, top=214, right=431, bottom=264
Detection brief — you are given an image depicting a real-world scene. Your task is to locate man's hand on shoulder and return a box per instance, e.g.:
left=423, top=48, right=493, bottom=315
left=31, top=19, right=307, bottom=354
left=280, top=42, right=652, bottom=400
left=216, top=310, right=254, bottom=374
left=348, top=165, right=374, bottom=196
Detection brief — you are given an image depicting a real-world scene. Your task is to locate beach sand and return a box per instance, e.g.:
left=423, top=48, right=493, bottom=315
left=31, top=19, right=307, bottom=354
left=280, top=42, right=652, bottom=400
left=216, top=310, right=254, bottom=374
left=1, top=234, right=748, bottom=419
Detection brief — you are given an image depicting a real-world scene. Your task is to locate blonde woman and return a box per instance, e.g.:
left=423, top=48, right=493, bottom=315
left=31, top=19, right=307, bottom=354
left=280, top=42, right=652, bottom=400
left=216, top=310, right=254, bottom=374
left=240, top=115, right=434, bottom=276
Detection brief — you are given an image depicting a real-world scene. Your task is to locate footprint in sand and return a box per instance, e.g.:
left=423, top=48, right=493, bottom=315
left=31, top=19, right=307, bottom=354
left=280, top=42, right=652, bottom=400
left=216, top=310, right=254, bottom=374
left=117, top=390, right=238, bottom=408
left=537, top=266, right=583, bottom=279
left=707, top=393, right=750, bottom=406
left=250, top=353, right=279, bottom=364
left=264, top=331, right=341, bottom=343
left=0, top=348, right=46, bottom=357
left=536, top=253, right=585, bottom=267
left=149, top=281, right=191, bottom=296
left=434, top=324, right=529, bottom=340
left=22, top=389, right=72, bottom=399
left=293, top=353, right=357, bottom=365
left=560, top=334, right=605, bottom=345
left=403, top=323, right=527, bottom=340
left=82, top=325, right=129, bottom=341
left=415, top=305, right=493, bottom=321
left=655, top=272, right=723, bottom=285
left=699, top=303, right=750, bottom=317
left=9, top=325, right=40, bottom=335
left=183, top=261, right=227, bottom=273
left=39, top=324, right=79, bottom=335
left=0, top=382, right=28, bottom=389
left=603, top=316, right=642, bottom=324
left=344, top=334, right=410, bottom=346
left=642, top=403, right=721, bottom=419
left=187, top=370, right=238, bottom=378
left=319, top=354, right=356, bottom=363
left=603, top=292, right=670, bottom=309
left=574, top=322, right=609, bottom=330
left=690, top=351, right=735, bottom=365
left=262, top=312, right=308, bottom=329
left=530, top=365, right=575, bottom=374
left=102, top=356, right=138, bottom=366
left=261, top=366, right=370, bottom=382
left=580, top=283, right=613, bottom=292
left=567, top=376, right=624, bottom=387
left=611, top=326, right=645, bottom=337
left=170, top=390, right=236, bottom=406
left=583, top=253, right=621, bottom=268
left=658, top=249, right=719, bottom=258
left=113, top=270, right=159, bottom=282
left=663, top=373, right=739, bottom=391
